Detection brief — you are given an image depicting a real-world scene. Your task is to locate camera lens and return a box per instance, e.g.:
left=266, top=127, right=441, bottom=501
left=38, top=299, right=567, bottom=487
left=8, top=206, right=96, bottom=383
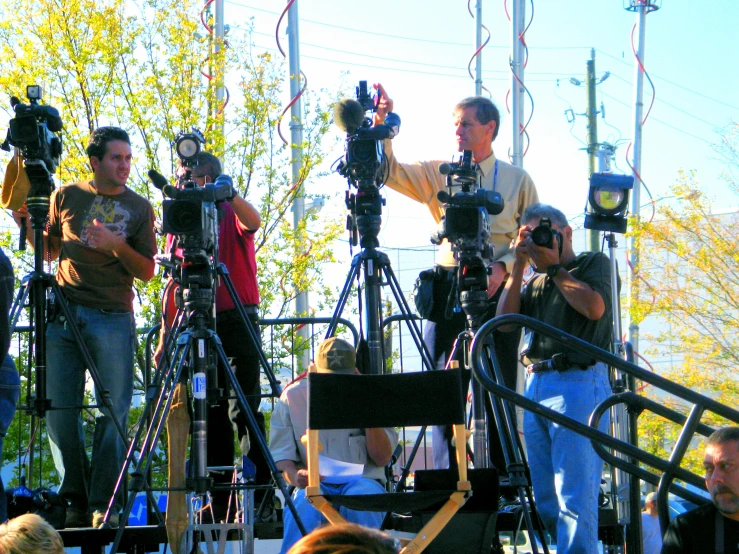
left=531, top=225, right=554, bottom=248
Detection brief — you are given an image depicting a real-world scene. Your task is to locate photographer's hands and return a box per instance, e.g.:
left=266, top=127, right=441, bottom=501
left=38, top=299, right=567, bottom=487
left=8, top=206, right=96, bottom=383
left=512, top=225, right=561, bottom=272
left=373, top=83, right=393, bottom=127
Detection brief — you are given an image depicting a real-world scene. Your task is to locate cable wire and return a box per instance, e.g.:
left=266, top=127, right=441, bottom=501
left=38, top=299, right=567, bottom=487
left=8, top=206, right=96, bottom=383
left=275, top=0, right=308, bottom=147
left=467, top=0, right=492, bottom=98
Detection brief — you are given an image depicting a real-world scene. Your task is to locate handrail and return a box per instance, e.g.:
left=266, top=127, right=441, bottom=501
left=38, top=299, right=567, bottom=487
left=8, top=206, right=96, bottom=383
left=470, top=314, right=739, bottom=521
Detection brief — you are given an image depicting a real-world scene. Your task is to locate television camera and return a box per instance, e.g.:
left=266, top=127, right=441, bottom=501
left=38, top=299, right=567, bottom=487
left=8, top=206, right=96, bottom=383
left=148, top=132, right=234, bottom=317
left=333, top=81, right=400, bottom=249
left=1, top=85, right=63, bottom=183
left=431, top=151, right=504, bottom=327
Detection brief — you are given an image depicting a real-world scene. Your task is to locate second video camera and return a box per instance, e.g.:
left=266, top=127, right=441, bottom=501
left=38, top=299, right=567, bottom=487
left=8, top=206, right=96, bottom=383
left=2, top=85, right=63, bottom=176
left=432, top=151, right=504, bottom=256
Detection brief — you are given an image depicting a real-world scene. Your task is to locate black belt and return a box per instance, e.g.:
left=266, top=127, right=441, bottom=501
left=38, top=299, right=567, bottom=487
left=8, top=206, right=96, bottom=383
left=526, top=353, right=596, bottom=374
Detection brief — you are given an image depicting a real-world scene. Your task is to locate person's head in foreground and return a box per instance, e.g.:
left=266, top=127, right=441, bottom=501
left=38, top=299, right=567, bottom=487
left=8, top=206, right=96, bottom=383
left=286, top=523, right=401, bottom=554
left=0, top=513, right=65, bottom=554
left=705, top=426, right=739, bottom=520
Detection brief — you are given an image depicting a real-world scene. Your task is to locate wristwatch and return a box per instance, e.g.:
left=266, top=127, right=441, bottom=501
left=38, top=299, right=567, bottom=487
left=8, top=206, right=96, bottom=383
left=546, top=264, right=562, bottom=278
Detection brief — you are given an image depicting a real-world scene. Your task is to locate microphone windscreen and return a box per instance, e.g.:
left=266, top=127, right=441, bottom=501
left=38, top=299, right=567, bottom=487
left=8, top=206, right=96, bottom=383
left=437, top=190, right=451, bottom=203
left=333, top=98, right=365, bottom=133
left=438, top=162, right=452, bottom=176
left=9, top=96, right=20, bottom=108
left=148, top=169, right=169, bottom=191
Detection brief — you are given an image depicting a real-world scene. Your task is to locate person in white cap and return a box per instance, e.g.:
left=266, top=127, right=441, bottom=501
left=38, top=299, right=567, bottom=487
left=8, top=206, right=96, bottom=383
left=269, top=337, right=398, bottom=554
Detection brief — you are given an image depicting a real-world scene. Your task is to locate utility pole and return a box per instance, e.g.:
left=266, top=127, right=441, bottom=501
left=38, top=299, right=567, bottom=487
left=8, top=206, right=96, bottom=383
left=585, top=49, right=600, bottom=252
left=510, top=0, right=525, bottom=167
left=287, top=1, right=310, bottom=371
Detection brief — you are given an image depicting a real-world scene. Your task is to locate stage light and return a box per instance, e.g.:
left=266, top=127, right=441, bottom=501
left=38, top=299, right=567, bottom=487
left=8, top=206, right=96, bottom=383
left=584, top=172, right=634, bottom=234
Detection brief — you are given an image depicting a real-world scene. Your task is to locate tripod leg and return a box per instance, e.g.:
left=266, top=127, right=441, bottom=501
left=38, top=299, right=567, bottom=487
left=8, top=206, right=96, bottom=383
left=212, top=339, right=308, bottom=536
left=109, top=340, right=191, bottom=553
left=325, top=255, right=361, bottom=340
left=481, top=341, right=551, bottom=554
left=382, top=264, right=435, bottom=372
left=218, top=267, right=282, bottom=398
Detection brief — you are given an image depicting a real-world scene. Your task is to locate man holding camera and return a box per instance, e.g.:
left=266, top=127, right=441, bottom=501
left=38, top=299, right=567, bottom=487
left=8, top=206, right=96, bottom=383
left=373, top=84, right=538, bottom=472
left=156, top=151, right=268, bottom=522
left=12, top=126, right=157, bottom=528
left=497, top=203, right=613, bottom=553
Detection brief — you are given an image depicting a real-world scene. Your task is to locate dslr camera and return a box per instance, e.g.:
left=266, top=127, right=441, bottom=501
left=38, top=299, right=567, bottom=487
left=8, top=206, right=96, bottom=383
left=529, top=217, right=563, bottom=257
left=2, top=85, right=63, bottom=182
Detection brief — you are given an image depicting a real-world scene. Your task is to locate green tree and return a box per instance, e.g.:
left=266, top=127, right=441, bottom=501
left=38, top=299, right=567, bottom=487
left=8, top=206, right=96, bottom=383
left=0, top=0, right=343, bottom=489
left=628, top=123, right=739, bottom=472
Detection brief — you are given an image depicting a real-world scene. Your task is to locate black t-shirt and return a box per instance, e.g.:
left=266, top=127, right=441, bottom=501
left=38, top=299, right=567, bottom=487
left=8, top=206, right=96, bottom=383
left=662, top=502, right=739, bottom=553
left=520, top=251, right=613, bottom=362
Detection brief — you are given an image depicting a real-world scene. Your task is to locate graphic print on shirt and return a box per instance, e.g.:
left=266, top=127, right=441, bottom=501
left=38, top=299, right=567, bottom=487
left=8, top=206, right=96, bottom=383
left=80, top=195, right=131, bottom=246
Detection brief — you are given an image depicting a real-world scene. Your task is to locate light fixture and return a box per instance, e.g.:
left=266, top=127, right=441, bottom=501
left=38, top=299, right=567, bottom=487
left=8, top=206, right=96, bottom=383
left=584, top=172, right=634, bottom=234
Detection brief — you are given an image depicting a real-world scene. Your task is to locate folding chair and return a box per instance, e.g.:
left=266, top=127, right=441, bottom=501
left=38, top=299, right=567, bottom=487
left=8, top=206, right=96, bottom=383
left=304, top=368, right=471, bottom=554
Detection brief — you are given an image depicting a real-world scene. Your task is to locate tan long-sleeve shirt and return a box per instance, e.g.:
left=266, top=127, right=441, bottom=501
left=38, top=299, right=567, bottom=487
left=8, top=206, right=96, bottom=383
left=382, top=138, right=538, bottom=271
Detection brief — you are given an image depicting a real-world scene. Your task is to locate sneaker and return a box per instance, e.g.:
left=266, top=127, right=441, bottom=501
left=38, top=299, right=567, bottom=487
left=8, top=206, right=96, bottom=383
left=92, top=510, right=120, bottom=529
left=65, top=508, right=91, bottom=528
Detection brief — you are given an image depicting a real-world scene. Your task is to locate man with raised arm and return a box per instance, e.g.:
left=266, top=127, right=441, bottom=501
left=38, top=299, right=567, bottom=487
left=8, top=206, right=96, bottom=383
left=373, top=83, right=538, bottom=472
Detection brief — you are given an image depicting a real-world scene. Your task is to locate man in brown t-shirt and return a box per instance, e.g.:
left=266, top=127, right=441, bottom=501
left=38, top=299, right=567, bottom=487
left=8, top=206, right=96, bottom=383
left=13, top=127, right=156, bottom=529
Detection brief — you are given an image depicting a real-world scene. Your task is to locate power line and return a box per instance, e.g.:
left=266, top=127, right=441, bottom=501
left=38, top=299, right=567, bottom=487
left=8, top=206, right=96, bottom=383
left=228, top=4, right=739, bottom=114
left=594, top=48, right=739, bottom=112
left=249, top=40, right=560, bottom=81
left=599, top=90, right=713, bottom=145
left=609, top=73, right=722, bottom=129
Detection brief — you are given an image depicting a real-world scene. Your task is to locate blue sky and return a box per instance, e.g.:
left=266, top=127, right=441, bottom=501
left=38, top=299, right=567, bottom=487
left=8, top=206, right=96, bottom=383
left=230, top=0, right=739, bottom=256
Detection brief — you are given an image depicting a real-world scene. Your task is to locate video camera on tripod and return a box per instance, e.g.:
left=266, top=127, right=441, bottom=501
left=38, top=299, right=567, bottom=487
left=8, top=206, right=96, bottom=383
left=1, top=86, right=63, bottom=248
left=149, top=131, right=234, bottom=318
left=1, top=85, right=63, bottom=182
left=430, top=151, right=504, bottom=325
left=333, top=80, right=401, bottom=249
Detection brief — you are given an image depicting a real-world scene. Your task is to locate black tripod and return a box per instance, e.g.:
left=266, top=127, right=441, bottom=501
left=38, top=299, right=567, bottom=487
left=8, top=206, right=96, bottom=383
left=325, top=182, right=434, bottom=375
left=9, top=162, right=130, bottom=495
left=445, top=254, right=550, bottom=554
left=108, top=256, right=306, bottom=553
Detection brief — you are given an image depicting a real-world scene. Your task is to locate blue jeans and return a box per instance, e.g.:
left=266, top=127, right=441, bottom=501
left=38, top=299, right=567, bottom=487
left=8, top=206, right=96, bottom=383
left=280, top=478, right=386, bottom=554
left=0, top=354, right=20, bottom=522
left=524, top=363, right=611, bottom=554
left=46, top=302, right=135, bottom=514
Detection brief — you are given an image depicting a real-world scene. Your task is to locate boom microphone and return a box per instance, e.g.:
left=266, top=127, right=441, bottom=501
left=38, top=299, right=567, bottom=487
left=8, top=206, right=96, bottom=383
left=148, top=169, right=179, bottom=199
left=333, top=98, right=365, bottom=133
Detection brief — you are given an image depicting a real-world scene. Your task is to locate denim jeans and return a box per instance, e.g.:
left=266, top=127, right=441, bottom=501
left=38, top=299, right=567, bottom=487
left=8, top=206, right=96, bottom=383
left=280, top=478, right=386, bottom=554
left=524, top=362, right=611, bottom=554
left=0, top=354, right=20, bottom=522
left=46, top=302, right=135, bottom=514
